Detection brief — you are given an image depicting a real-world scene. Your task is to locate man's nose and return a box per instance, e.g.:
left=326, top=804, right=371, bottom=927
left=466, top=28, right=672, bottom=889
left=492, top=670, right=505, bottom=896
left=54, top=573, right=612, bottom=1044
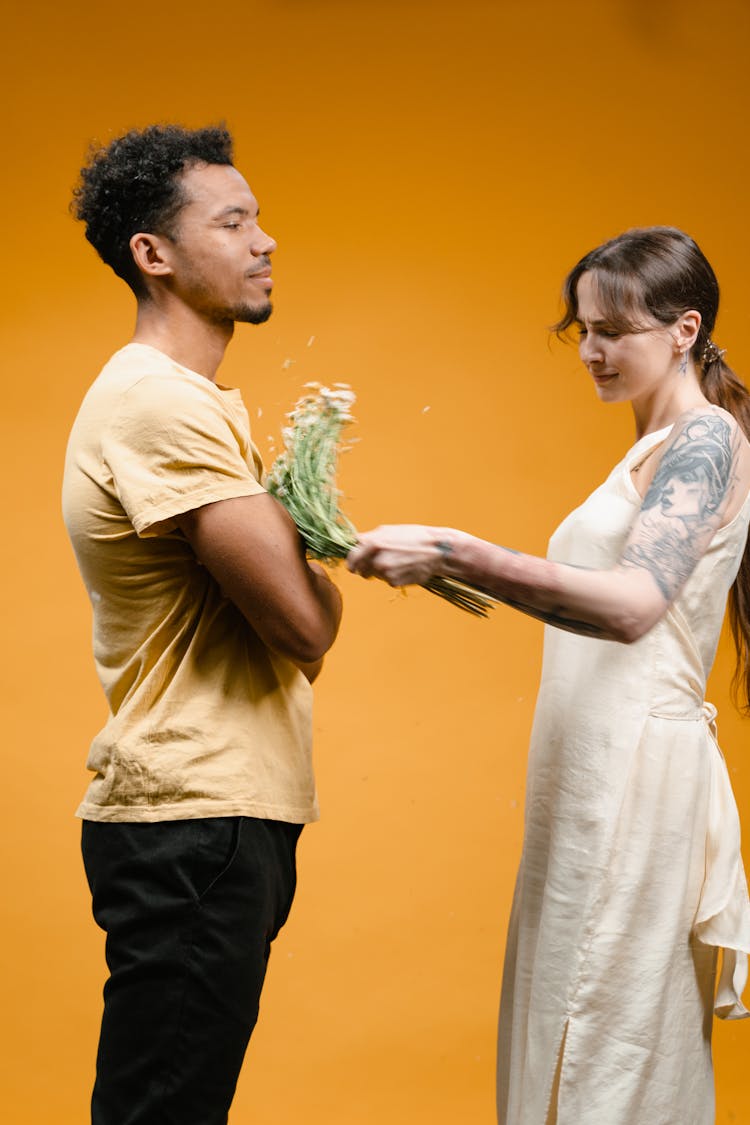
left=252, top=226, right=277, bottom=256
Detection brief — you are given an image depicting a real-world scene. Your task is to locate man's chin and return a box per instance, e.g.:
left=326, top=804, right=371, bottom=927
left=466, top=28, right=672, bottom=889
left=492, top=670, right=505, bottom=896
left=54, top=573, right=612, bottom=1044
left=235, top=301, right=273, bottom=325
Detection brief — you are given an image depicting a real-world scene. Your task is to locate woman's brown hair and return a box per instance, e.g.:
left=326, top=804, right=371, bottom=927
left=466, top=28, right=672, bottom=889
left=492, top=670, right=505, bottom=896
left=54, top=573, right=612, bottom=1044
left=554, top=226, right=750, bottom=711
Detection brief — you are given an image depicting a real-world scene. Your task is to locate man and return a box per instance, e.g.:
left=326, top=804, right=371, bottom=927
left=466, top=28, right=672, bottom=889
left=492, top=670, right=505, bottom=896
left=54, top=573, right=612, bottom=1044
left=63, top=124, right=342, bottom=1125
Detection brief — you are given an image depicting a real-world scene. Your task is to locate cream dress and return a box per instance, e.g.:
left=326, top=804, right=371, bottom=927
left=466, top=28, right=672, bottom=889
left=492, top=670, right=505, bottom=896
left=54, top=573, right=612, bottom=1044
left=497, top=426, right=750, bottom=1125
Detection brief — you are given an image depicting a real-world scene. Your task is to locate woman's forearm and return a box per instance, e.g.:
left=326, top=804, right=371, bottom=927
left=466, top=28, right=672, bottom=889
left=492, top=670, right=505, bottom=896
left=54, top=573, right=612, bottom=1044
left=436, top=529, right=666, bottom=642
left=348, top=524, right=667, bottom=643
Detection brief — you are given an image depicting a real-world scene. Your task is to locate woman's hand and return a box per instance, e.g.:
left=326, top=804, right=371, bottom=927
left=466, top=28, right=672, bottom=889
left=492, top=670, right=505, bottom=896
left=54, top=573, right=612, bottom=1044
left=347, top=525, right=456, bottom=586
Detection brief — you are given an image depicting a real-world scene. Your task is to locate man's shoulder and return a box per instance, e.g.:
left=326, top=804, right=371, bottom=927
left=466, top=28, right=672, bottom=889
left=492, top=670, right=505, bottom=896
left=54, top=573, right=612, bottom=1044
left=97, top=343, right=208, bottom=395
left=84, top=343, right=227, bottom=424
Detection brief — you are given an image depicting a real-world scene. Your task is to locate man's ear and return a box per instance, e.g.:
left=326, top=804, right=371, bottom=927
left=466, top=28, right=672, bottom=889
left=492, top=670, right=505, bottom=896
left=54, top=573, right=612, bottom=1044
left=129, top=232, right=174, bottom=280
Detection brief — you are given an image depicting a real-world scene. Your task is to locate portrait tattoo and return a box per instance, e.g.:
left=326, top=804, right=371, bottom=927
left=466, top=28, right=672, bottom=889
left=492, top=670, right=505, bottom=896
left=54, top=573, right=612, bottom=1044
left=620, top=414, right=736, bottom=601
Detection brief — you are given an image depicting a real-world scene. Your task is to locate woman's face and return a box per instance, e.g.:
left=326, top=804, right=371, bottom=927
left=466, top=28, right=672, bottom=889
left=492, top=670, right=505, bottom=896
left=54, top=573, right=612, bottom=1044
left=657, top=467, right=711, bottom=520
left=574, top=272, right=678, bottom=407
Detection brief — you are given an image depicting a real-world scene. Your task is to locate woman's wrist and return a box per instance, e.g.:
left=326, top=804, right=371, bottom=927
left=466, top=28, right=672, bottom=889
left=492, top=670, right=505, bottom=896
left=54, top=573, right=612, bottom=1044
left=431, top=528, right=469, bottom=579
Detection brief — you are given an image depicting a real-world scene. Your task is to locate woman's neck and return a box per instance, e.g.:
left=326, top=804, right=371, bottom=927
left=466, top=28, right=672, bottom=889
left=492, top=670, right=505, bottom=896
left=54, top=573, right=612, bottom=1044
left=631, top=368, right=709, bottom=439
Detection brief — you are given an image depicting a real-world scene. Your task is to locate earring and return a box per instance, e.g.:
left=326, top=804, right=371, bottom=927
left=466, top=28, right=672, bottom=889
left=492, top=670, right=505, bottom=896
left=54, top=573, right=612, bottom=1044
left=678, top=349, right=688, bottom=375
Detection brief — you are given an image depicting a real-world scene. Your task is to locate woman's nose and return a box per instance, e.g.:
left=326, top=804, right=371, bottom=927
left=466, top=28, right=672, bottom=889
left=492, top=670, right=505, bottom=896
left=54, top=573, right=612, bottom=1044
left=580, top=333, right=603, bottom=364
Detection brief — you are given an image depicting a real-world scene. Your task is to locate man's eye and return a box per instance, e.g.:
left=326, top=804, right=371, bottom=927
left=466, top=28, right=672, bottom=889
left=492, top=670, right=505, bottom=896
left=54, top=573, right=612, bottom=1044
left=224, top=222, right=240, bottom=230
left=577, top=327, right=588, bottom=337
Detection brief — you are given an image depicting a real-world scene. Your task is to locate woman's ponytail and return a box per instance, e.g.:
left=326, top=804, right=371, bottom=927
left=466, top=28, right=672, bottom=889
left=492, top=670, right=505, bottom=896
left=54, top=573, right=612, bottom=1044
left=697, top=333, right=750, bottom=712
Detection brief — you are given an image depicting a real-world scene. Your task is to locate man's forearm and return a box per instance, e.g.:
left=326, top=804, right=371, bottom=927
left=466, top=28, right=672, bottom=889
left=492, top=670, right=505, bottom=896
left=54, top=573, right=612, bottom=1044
left=177, top=495, right=344, bottom=665
left=303, top=564, right=343, bottom=667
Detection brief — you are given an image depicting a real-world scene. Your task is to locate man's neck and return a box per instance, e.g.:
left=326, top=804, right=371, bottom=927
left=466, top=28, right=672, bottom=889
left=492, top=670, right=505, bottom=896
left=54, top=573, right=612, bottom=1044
left=131, top=300, right=234, bottom=382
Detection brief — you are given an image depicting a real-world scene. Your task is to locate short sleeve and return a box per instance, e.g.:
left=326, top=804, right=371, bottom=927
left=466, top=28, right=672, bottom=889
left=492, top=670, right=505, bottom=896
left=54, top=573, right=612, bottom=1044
left=101, top=374, right=265, bottom=536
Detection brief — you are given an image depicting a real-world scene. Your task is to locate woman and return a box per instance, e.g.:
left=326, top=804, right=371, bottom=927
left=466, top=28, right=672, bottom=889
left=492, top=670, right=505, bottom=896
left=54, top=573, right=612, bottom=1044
left=347, top=227, right=750, bottom=1124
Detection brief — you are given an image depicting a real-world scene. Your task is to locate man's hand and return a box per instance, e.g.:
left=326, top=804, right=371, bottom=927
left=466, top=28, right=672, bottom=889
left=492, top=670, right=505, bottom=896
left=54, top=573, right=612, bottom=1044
left=177, top=494, right=342, bottom=665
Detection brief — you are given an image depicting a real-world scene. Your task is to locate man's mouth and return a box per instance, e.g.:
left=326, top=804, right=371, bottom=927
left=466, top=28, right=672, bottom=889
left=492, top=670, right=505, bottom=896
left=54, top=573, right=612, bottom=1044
left=247, top=268, right=273, bottom=290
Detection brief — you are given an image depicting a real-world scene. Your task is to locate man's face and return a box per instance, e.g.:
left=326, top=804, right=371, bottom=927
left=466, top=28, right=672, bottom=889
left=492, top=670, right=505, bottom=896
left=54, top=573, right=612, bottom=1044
left=163, top=162, right=277, bottom=324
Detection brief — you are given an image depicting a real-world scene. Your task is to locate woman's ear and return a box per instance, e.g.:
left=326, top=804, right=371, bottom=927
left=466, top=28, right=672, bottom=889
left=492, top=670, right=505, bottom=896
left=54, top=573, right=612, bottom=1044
left=129, top=231, right=174, bottom=281
left=674, top=309, right=702, bottom=352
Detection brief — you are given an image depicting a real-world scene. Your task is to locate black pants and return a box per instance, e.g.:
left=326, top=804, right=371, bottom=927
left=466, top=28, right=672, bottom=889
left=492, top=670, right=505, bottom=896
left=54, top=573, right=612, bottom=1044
left=82, top=816, right=302, bottom=1125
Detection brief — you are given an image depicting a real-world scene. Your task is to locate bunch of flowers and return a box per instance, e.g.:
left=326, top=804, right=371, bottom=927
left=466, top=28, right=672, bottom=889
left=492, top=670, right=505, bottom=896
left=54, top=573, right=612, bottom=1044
left=266, top=383, right=359, bottom=560
left=266, top=383, right=497, bottom=617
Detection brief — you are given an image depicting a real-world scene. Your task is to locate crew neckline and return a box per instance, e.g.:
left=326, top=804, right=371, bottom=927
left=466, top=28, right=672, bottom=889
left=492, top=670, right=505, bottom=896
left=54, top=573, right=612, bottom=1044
left=120, top=342, right=239, bottom=395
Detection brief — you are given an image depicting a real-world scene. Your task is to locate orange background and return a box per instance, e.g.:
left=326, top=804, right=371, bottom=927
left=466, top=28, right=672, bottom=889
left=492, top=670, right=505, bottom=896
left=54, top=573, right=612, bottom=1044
left=3, top=1, right=750, bottom=1121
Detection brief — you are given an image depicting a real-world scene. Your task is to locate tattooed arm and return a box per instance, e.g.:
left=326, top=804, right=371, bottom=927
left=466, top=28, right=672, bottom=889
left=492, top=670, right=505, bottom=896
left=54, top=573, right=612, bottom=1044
left=347, top=410, right=745, bottom=642
left=618, top=413, right=738, bottom=600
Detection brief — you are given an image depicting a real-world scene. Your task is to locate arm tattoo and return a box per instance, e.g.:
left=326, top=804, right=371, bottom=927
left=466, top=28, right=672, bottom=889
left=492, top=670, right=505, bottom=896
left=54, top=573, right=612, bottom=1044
left=490, top=549, right=600, bottom=635
left=620, top=414, right=737, bottom=601
left=496, top=593, right=608, bottom=638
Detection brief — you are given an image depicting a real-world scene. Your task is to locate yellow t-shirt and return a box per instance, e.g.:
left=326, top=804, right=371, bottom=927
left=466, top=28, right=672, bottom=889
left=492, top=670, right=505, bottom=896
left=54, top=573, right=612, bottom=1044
left=62, top=342, right=318, bottom=824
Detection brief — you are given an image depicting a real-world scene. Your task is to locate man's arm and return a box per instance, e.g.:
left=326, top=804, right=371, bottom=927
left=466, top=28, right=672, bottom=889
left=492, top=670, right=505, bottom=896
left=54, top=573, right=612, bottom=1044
left=177, top=493, right=342, bottom=666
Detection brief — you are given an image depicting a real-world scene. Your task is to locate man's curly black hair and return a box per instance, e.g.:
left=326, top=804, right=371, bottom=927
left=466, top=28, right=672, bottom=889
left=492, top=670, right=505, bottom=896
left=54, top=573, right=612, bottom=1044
left=71, top=123, right=234, bottom=295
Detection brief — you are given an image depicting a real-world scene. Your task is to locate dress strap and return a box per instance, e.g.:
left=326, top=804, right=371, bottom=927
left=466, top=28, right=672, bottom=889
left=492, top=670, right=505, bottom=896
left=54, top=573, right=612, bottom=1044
left=624, top=424, right=675, bottom=471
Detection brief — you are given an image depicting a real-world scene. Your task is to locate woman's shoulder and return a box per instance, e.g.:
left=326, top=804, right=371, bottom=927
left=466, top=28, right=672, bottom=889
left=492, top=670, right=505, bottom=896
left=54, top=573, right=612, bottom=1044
left=651, top=404, right=747, bottom=463
left=672, top=401, right=745, bottom=438
left=684, top=407, right=748, bottom=468
left=649, top=404, right=750, bottom=525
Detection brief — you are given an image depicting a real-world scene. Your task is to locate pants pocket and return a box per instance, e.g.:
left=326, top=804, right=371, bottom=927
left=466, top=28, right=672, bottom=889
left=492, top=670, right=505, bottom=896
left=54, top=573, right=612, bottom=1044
left=190, top=817, right=244, bottom=903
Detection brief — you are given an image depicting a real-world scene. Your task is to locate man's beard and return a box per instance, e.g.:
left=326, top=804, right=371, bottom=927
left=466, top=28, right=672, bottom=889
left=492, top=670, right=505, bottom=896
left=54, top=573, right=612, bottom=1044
left=234, top=299, right=273, bottom=325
